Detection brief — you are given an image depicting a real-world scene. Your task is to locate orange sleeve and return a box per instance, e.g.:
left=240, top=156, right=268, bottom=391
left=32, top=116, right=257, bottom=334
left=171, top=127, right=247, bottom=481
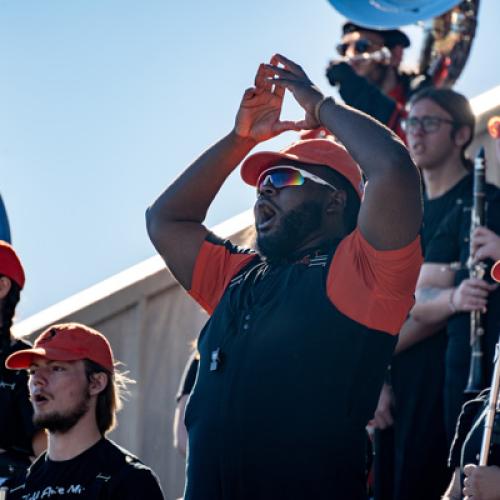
left=327, top=228, right=422, bottom=335
left=188, top=236, right=256, bottom=315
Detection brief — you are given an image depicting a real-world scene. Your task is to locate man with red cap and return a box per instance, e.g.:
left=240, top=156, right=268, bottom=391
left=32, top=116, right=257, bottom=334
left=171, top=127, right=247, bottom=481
left=0, top=241, right=46, bottom=486
left=147, top=54, right=422, bottom=499
left=4, top=322, right=164, bottom=499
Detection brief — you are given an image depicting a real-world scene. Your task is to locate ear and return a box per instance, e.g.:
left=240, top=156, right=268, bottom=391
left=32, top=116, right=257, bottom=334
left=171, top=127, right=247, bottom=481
left=88, top=372, right=108, bottom=396
left=453, top=125, right=472, bottom=148
left=325, top=190, right=347, bottom=215
left=0, top=276, right=12, bottom=300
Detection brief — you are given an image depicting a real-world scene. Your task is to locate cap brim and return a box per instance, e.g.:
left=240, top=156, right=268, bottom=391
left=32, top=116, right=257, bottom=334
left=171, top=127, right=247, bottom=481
left=5, top=347, right=85, bottom=370
left=241, top=151, right=309, bottom=187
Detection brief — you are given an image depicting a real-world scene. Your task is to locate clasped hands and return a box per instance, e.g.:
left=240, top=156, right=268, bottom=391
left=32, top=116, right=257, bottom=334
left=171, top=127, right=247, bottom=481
left=234, top=54, right=325, bottom=143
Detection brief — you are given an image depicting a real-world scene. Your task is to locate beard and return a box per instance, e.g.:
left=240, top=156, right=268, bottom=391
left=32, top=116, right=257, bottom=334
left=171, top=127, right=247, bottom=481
left=33, top=389, right=91, bottom=433
left=257, top=200, right=323, bottom=262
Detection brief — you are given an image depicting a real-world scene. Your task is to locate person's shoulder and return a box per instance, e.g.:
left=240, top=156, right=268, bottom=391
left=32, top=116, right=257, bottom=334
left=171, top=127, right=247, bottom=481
left=104, top=440, right=164, bottom=498
left=103, top=439, right=157, bottom=475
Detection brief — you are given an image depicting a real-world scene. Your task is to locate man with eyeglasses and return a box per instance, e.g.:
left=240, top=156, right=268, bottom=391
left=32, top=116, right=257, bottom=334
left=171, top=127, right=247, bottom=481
left=371, top=87, right=497, bottom=500
left=147, top=54, right=422, bottom=500
left=326, top=22, right=430, bottom=141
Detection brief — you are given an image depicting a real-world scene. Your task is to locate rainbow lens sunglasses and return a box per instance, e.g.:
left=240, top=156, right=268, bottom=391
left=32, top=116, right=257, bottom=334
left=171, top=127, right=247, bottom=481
left=257, top=166, right=338, bottom=194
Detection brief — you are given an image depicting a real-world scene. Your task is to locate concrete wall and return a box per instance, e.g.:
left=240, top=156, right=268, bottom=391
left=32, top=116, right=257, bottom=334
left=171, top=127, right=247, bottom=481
left=12, top=86, right=500, bottom=499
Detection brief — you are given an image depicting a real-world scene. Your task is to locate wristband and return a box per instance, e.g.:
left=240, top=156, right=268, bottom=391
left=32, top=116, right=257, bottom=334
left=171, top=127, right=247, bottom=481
left=314, top=96, right=335, bottom=124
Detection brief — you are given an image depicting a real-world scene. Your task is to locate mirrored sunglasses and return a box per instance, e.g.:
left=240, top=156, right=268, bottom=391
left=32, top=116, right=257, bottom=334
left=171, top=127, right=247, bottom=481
left=257, top=166, right=338, bottom=194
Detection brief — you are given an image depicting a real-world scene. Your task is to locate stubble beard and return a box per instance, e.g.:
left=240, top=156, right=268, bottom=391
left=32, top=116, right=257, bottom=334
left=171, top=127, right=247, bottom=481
left=33, top=389, right=91, bottom=434
left=257, top=200, right=323, bottom=262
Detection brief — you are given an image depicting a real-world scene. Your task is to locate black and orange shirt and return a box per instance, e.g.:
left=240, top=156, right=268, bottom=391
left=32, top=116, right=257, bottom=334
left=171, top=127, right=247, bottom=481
left=184, top=228, right=422, bottom=500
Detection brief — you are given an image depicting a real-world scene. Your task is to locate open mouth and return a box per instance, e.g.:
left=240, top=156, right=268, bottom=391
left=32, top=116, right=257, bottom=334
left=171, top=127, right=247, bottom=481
left=32, top=393, right=50, bottom=406
left=255, top=202, right=278, bottom=231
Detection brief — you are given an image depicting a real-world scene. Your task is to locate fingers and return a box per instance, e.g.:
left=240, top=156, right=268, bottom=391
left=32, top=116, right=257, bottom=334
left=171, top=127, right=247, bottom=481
left=272, top=120, right=301, bottom=134
left=270, top=53, right=307, bottom=78
left=456, top=278, right=498, bottom=312
left=464, top=464, right=476, bottom=477
left=254, top=63, right=272, bottom=92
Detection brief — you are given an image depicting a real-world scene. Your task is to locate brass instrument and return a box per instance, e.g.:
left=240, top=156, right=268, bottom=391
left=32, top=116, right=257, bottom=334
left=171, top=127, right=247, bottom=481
left=464, top=147, right=487, bottom=396
left=326, top=0, right=480, bottom=88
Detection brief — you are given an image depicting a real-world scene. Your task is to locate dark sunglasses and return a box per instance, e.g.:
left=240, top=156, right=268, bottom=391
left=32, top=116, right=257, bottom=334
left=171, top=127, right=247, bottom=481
left=401, top=115, right=456, bottom=134
left=336, top=39, right=379, bottom=56
left=257, top=166, right=338, bottom=194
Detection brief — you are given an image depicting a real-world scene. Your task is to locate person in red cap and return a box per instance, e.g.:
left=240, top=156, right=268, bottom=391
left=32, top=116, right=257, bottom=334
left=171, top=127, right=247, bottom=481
left=0, top=241, right=46, bottom=487
left=4, top=322, right=164, bottom=499
left=147, top=54, right=422, bottom=500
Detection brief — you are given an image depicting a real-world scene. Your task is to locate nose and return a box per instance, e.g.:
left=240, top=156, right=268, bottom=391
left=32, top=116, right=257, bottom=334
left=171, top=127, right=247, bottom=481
left=257, top=181, right=278, bottom=198
left=30, top=368, right=48, bottom=388
left=409, top=124, right=425, bottom=137
left=344, top=42, right=357, bottom=59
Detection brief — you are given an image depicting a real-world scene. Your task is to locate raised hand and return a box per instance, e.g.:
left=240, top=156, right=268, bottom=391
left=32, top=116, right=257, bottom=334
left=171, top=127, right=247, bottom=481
left=234, top=63, right=300, bottom=143
left=263, top=54, right=325, bottom=130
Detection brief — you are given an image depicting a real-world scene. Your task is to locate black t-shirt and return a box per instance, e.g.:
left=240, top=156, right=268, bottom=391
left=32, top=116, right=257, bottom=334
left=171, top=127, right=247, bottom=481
left=421, top=173, right=473, bottom=254
left=0, top=339, right=38, bottom=461
left=184, top=229, right=421, bottom=500
left=7, top=438, right=164, bottom=500
left=426, top=184, right=500, bottom=439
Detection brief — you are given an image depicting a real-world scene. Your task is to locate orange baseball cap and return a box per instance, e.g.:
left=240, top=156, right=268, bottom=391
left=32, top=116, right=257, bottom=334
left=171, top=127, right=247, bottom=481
left=0, top=241, right=25, bottom=289
left=5, top=322, right=114, bottom=372
left=240, top=138, right=364, bottom=199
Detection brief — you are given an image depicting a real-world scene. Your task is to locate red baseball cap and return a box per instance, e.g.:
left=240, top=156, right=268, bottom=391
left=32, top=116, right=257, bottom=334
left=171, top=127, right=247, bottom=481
left=5, top=322, right=114, bottom=372
left=0, top=241, right=25, bottom=289
left=240, top=138, right=364, bottom=199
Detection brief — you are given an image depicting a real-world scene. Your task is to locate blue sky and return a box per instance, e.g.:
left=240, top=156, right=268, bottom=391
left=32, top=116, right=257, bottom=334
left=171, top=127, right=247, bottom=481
left=2, top=0, right=499, bottom=319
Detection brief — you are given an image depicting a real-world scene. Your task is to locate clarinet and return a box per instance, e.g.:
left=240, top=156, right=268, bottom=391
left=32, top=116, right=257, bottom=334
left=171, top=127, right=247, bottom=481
left=464, top=147, right=487, bottom=396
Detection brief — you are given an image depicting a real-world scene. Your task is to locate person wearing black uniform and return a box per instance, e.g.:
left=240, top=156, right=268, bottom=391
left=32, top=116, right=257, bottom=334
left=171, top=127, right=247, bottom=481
left=417, top=188, right=500, bottom=442
left=443, top=389, right=500, bottom=499
left=146, top=54, right=422, bottom=499
left=4, top=322, right=164, bottom=499
left=0, top=241, right=46, bottom=486
left=371, top=88, right=477, bottom=499
left=326, top=22, right=430, bottom=140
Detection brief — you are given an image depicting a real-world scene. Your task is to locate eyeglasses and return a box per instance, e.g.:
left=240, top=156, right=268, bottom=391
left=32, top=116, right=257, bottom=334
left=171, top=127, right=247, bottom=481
left=336, top=39, right=380, bottom=56
left=257, top=166, right=338, bottom=194
left=401, top=116, right=456, bottom=134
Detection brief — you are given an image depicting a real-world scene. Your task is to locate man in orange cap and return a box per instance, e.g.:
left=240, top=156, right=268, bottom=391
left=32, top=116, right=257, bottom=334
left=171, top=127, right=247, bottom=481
left=4, top=322, right=164, bottom=499
left=0, top=241, right=46, bottom=486
left=147, top=54, right=422, bottom=499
